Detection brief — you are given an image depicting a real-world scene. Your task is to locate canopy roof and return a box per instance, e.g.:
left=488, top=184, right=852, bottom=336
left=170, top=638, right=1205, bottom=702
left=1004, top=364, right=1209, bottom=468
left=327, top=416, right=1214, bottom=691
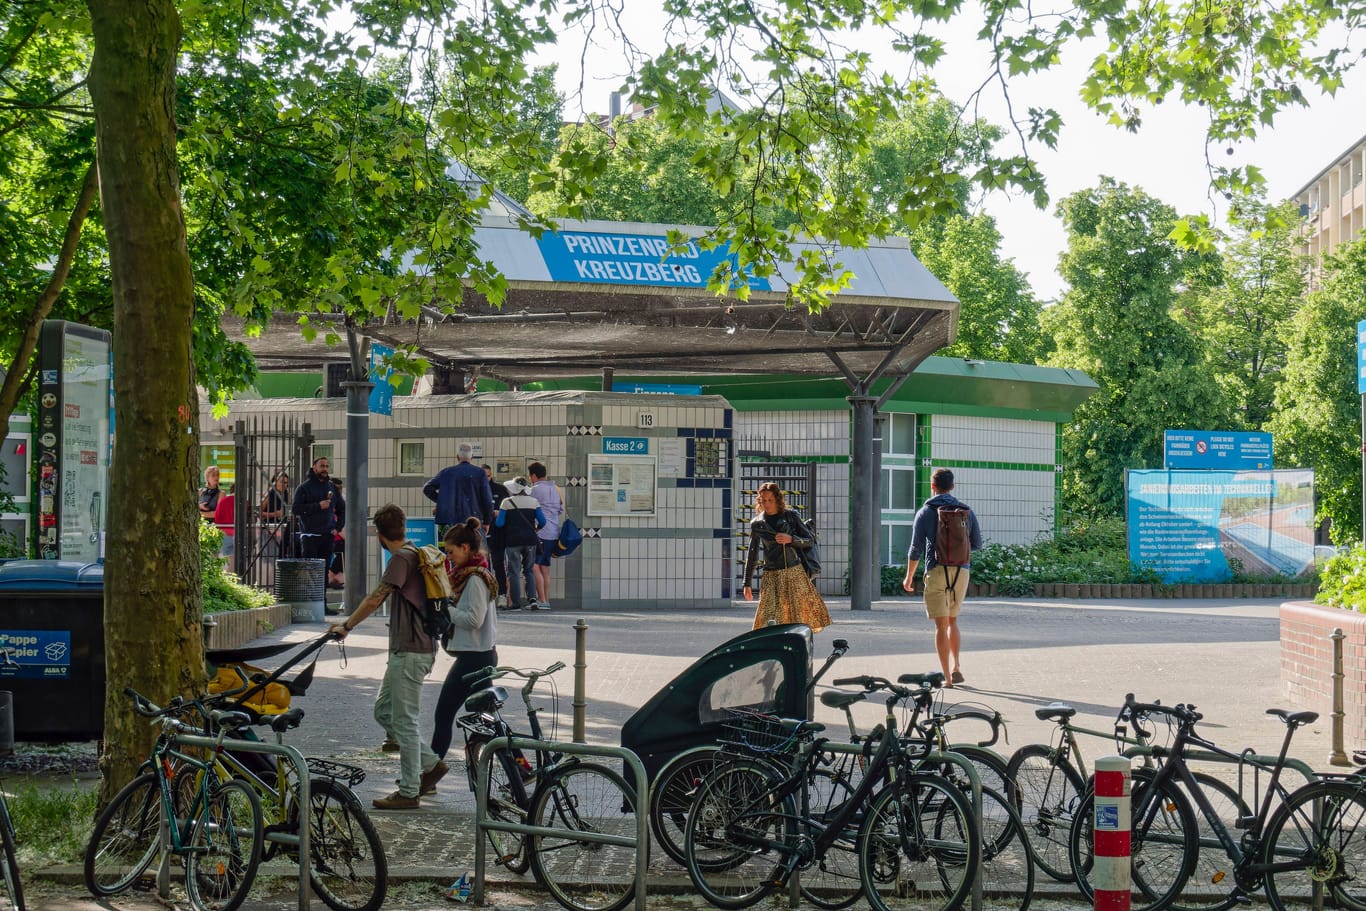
left=228, top=217, right=960, bottom=386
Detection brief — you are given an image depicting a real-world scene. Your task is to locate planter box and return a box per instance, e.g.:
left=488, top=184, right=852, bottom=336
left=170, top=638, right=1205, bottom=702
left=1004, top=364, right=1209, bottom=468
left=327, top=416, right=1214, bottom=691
left=205, top=603, right=293, bottom=651
left=1280, top=601, right=1366, bottom=745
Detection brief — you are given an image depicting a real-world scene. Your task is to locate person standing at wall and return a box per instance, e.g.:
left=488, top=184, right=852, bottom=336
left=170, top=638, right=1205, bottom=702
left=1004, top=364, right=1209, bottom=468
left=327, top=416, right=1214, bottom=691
left=495, top=477, right=545, bottom=611
left=198, top=466, right=222, bottom=522
left=424, top=517, right=500, bottom=795
left=328, top=503, right=441, bottom=809
left=901, top=468, right=982, bottom=687
left=483, top=465, right=510, bottom=607
left=743, top=481, right=831, bottom=632
left=260, top=471, right=292, bottom=556
left=422, top=442, right=492, bottom=534
left=525, top=462, right=561, bottom=611
left=294, top=456, right=344, bottom=562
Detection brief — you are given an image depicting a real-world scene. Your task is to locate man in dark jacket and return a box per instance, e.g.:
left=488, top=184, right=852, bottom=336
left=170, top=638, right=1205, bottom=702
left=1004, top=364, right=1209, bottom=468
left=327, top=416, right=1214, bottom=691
left=483, top=465, right=510, bottom=606
left=901, top=469, right=982, bottom=687
left=422, top=443, right=492, bottom=531
left=494, top=478, right=545, bottom=610
left=294, top=456, right=345, bottom=561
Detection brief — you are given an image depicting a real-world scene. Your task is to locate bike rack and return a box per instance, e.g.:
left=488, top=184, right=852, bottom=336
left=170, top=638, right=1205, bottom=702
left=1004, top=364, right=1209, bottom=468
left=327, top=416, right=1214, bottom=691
left=472, top=736, right=648, bottom=911
left=167, top=732, right=312, bottom=911
left=819, top=741, right=987, bottom=911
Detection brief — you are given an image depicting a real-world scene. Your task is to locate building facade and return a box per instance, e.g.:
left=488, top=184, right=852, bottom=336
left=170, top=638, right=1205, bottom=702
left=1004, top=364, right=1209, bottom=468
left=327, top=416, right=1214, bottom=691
left=1294, top=131, right=1366, bottom=286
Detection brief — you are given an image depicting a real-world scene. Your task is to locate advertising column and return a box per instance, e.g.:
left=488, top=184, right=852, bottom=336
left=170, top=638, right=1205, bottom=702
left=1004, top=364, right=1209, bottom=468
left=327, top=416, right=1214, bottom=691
left=36, top=321, right=112, bottom=561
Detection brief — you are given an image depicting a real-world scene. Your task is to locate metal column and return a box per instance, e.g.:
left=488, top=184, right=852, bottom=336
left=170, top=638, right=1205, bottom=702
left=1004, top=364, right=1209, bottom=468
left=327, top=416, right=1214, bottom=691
left=848, top=395, right=876, bottom=611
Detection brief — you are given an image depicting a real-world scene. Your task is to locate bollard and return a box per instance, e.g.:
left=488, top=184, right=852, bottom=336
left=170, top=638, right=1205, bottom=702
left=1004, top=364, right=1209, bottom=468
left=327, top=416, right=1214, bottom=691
left=1093, top=755, right=1131, bottom=911
left=573, top=618, right=588, bottom=744
left=1330, top=628, right=1350, bottom=766
left=0, top=691, right=12, bottom=758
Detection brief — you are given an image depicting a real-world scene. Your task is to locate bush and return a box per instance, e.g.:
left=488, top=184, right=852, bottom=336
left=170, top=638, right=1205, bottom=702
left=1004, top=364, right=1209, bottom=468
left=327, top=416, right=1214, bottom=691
left=1316, top=544, right=1366, bottom=611
left=200, top=523, right=273, bottom=614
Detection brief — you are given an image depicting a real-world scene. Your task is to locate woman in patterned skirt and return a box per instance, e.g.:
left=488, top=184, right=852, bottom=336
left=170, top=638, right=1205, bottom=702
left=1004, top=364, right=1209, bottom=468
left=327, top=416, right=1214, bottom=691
left=743, top=481, right=831, bottom=633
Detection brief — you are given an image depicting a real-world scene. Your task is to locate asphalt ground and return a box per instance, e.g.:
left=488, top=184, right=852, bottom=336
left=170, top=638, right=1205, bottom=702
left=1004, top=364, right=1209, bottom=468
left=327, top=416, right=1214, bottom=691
left=31, top=593, right=1320, bottom=910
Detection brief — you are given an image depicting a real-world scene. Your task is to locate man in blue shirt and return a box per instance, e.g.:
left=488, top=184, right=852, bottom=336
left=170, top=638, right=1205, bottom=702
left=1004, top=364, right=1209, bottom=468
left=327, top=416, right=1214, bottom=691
left=902, top=469, right=982, bottom=687
left=422, top=442, right=492, bottom=533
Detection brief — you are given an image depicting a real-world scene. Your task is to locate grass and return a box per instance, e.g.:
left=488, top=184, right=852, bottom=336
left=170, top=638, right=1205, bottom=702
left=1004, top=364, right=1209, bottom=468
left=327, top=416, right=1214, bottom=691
left=4, top=776, right=98, bottom=866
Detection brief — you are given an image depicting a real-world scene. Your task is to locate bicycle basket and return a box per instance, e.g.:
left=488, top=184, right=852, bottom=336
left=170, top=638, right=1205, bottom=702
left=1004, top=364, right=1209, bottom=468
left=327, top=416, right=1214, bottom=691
left=720, top=708, right=804, bottom=757
left=305, top=757, right=366, bottom=787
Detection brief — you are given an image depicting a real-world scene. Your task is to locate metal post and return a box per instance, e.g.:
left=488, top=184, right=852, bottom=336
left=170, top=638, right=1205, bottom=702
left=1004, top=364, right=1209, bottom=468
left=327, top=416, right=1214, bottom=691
left=573, top=618, right=588, bottom=743
left=871, top=413, right=886, bottom=601
left=602, top=367, right=614, bottom=392
left=848, top=395, right=876, bottom=611
left=342, top=378, right=373, bottom=614
left=1331, top=627, right=1350, bottom=766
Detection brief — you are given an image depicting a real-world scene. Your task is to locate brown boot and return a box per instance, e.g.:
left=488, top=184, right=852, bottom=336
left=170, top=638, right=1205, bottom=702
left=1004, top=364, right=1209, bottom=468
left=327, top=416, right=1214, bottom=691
left=372, top=790, right=420, bottom=810
left=419, top=760, right=449, bottom=796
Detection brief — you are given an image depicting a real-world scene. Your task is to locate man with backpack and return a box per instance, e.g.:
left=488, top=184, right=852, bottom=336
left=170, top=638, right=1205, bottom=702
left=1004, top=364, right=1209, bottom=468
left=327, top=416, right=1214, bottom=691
left=329, top=503, right=442, bottom=809
left=901, top=469, right=982, bottom=687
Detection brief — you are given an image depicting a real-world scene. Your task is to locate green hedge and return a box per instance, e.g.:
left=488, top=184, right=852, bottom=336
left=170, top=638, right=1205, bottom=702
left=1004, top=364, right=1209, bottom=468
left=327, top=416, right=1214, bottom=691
left=200, top=523, right=274, bottom=614
left=1316, top=544, right=1366, bottom=611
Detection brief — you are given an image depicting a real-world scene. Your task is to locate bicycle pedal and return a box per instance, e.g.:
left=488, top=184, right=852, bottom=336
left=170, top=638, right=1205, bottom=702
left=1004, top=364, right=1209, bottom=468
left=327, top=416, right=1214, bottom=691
left=1234, top=815, right=1256, bottom=830
left=131, top=876, right=157, bottom=892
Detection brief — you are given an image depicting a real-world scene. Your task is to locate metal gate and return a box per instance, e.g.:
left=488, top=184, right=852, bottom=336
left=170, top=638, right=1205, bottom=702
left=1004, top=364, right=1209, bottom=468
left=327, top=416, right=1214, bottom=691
left=230, top=417, right=314, bottom=590
left=734, top=460, right=818, bottom=593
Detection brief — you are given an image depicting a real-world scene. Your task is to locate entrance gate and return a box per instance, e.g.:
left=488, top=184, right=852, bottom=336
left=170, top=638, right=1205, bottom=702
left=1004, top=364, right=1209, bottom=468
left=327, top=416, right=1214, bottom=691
left=229, top=417, right=314, bottom=590
left=734, top=460, right=818, bottom=593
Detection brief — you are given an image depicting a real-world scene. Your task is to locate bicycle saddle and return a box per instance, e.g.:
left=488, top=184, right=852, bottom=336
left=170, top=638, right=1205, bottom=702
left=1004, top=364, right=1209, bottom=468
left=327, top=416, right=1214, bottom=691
left=1267, top=708, right=1318, bottom=727
left=463, top=686, right=508, bottom=714
left=266, top=707, right=306, bottom=733
left=820, top=690, right=867, bottom=709
left=1035, top=703, right=1077, bottom=721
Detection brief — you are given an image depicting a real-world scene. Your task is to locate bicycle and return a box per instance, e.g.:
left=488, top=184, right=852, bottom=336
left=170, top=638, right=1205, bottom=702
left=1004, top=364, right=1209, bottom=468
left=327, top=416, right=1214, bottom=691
left=1068, top=695, right=1350, bottom=911
left=84, top=688, right=265, bottom=911
left=0, top=773, right=23, bottom=910
left=457, top=661, right=639, bottom=911
left=683, top=674, right=982, bottom=911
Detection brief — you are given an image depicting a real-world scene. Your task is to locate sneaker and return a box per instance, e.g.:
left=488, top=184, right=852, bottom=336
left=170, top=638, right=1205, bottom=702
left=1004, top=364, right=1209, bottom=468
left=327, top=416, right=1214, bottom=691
left=372, top=791, right=420, bottom=810
left=419, top=760, right=449, bottom=796
left=495, top=595, right=508, bottom=609
left=380, top=738, right=400, bottom=753
left=533, top=601, right=552, bottom=611
left=525, top=599, right=539, bottom=611
left=500, top=600, right=521, bottom=611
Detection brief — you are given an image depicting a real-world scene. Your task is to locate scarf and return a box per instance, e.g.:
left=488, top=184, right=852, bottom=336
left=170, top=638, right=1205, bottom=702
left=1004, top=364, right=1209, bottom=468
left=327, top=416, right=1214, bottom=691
left=450, top=551, right=497, bottom=601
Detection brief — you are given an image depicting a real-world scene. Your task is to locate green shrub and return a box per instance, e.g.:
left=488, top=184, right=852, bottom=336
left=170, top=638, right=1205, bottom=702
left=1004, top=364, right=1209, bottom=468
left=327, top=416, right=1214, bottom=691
left=200, top=523, right=273, bottom=613
left=1316, top=545, right=1366, bottom=611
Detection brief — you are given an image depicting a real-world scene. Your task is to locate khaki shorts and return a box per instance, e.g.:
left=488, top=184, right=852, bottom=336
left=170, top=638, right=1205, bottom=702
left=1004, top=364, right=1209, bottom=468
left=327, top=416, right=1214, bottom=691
left=923, top=565, right=969, bottom=619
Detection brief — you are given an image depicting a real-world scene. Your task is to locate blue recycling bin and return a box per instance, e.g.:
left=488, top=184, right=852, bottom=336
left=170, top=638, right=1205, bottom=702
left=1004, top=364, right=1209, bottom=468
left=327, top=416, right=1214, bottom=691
left=0, top=560, right=105, bottom=741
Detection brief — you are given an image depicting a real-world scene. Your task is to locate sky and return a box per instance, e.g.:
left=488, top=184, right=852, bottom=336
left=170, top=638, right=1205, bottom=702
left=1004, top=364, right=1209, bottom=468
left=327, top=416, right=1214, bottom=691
left=536, top=6, right=1366, bottom=301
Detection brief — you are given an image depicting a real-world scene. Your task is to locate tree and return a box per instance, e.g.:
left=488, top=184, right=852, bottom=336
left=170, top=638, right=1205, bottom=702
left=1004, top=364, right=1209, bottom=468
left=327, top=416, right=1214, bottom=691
left=1045, top=178, right=1229, bottom=517
left=1177, top=198, right=1305, bottom=429
left=64, top=0, right=1366, bottom=792
left=1267, top=239, right=1366, bottom=544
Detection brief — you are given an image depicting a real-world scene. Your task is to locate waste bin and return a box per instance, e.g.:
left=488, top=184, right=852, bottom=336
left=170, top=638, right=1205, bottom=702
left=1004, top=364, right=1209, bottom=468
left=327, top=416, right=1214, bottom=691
left=275, top=558, right=326, bottom=623
left=0, top=560, right=104, bottom=741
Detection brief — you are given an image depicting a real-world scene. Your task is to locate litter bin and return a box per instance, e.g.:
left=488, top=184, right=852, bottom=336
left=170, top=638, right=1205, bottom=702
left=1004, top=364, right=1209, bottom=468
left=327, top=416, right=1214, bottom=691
left=275, top=558, right=326, bottom=623
left=0, top=560, right=105, bottom=741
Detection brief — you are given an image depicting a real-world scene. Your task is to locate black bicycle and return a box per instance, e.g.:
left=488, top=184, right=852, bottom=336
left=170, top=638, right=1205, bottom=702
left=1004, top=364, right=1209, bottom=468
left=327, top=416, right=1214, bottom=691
left=0, top=771, right=22, bottom=911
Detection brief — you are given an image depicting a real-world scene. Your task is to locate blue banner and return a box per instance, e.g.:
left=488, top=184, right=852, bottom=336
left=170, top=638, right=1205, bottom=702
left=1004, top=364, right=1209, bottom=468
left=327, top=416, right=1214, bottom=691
left=1358, top=319, right=1366, bottom=394
left=1164, top=430, right=1273, bottom=470
left=1127, top=469, right=1315, bottom=582
left=369, top=343, right=395, bottom=417
left=0, top=629, right=71, bottom=679
left=604, top=437, right=649, bottom=455
left=611, top=382, right=704, bottom=395
left=536, top=230, right=770, bottom=291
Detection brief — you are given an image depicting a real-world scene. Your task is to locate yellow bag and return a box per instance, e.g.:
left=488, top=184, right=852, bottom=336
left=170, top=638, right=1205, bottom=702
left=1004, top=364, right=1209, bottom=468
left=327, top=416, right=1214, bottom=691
left=208, top=662, right=291, bottom=715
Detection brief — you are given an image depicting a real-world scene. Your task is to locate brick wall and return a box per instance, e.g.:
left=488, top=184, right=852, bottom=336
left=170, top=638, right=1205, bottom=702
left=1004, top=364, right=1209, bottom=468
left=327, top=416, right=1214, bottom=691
left=1281, top=601, right=1366, bottom=744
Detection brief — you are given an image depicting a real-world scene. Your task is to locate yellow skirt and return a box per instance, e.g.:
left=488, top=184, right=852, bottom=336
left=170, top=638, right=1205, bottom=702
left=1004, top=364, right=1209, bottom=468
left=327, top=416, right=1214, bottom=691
left=752, top=564, right=832, bottom=633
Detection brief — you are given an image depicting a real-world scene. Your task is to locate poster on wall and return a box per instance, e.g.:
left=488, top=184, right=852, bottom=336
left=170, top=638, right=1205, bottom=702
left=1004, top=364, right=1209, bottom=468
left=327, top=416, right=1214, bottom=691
left=37, top=321, right=112, bottom=562
left=1126, top=469, right=1315, bottom=582
left=587, top=454, right=657, bottom=517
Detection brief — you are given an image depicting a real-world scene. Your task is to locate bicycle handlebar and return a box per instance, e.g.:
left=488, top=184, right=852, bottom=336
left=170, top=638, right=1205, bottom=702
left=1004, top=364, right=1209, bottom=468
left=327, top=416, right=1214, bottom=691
left=831, top=675, right=914, bottom=701
left=1124, top=693, right=1201, bottom=728
left=938, top=706, right=1005, bottom=748
left=463, top=661, right=567, bottom=685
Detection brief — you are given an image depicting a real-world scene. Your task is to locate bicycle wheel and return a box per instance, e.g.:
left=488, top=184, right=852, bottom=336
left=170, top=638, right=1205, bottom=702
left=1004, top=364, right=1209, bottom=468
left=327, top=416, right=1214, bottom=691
left=303, top=778, right=387, bottom=911
left=484, top=748, right=532, bottom=874
left=1007, top=743, right=1085, bottom=881
left=528, top=761, right=638, bottom=911
left=684, top=760, right=790, bottom=910
left=858, top=774, right=980, bottom=911
left=1165, top=770, right=1249, bottom=911
left=949, top=745, right=1013, bottom=800
left=0, top=797, right=23, bottom=911
left=968, top=784, right=1034, bottom=911
left=1069, top=774, right=1197, bottom=911
left=800, top=767, right=862, bottom=910
left=1263, top=779, right=1366, bottom=911
left=649, top=746, right=720, bottom=867
left=84, top=771, right=161, bottom=897
left=184, top=777, right=264, bottom=911
left=927, top=748, right=1015, bottom=855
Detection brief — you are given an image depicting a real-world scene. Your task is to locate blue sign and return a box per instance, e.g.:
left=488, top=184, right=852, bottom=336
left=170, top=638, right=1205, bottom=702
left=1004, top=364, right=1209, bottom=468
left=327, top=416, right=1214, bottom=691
left=380, top=518, right=438, bottom=570
left=611, top=382, right=704, bottom=396
left=1164, top=430, right=1273, bottom=470
left=1127, top=469, right=1315, bottom=582
left=369, top=343, right=395, bottom=417
left=0, top=630, right=71, bottom=679
left=1358, top=319, right=1366, bottom=394
left=603, top=437, right=649, bottom=455
left=536, top=230, right=771, bottom=291
left=1095, top=804, right=1119, bottom=831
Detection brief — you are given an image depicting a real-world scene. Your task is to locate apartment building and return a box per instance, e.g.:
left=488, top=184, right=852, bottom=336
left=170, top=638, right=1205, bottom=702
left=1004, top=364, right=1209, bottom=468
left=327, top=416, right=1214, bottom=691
left=1294, top=131, right=1366, bottom=286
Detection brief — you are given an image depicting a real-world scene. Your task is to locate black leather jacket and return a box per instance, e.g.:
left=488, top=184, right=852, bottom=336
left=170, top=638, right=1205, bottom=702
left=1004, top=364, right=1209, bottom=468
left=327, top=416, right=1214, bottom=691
left=743, top=509, right=816, bottom=588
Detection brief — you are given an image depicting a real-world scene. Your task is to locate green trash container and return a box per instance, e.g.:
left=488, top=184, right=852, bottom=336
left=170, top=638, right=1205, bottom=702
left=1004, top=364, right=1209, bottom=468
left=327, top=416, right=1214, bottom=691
left=0, top=560, right=105, bottom=741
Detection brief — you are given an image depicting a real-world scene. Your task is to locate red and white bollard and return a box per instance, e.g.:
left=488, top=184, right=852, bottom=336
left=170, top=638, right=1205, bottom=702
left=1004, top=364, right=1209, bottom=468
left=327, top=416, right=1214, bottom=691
left=1092, top=755, right=1132, bottom=911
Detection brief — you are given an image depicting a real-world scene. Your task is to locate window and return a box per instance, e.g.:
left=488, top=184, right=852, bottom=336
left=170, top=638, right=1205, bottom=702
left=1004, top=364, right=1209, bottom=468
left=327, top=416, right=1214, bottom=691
left=698, top=659, right=785, bottom=723
left=311, top=444, right=334, bottom=464
left=694, top=438, right=726, bottom=479
left=398, top=442, right=424, bottom=476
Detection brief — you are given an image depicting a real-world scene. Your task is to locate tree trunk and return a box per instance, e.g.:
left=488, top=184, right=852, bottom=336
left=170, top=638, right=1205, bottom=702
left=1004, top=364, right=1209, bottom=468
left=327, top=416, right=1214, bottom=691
left=87, top=0, right=203, bottom=801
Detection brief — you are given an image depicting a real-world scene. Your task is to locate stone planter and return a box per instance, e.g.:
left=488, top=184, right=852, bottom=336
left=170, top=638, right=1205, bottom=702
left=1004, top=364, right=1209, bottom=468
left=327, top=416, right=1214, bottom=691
left=1280, top=600, right=1366, bottom=745
left=205, top=603, right=294, bottom=651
